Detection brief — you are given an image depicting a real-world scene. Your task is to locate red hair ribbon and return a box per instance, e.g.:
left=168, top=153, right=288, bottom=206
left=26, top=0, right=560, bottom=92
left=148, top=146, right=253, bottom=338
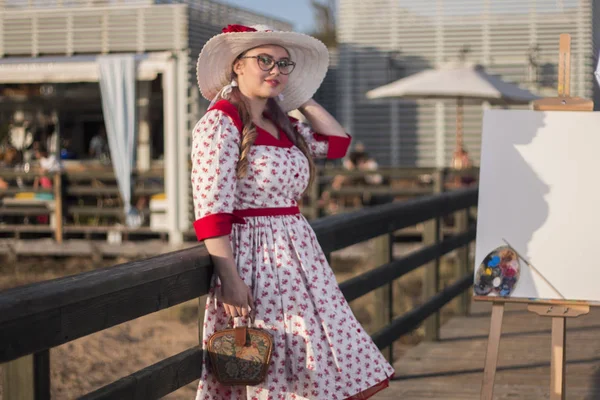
left=222, top=24, right=257, bottom=33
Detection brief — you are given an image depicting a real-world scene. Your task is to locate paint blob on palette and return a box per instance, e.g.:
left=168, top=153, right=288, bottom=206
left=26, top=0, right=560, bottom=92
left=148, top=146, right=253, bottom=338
left=474, top=246, right=520, bottom=297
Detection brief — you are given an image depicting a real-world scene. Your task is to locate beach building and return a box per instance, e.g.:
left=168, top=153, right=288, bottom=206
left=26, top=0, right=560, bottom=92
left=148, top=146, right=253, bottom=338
left=337, top=0, right=599, bottom=167
left=0, top=0, right=292, bottom=244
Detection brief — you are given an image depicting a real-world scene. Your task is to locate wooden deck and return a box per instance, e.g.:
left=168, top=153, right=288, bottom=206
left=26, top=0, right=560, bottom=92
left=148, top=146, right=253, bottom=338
left=374, top=301, right=600, bottom=399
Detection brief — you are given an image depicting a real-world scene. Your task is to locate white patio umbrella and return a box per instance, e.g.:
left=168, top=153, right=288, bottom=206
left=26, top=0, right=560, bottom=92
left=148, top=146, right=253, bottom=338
left=366, top=62, right=540, bottom=168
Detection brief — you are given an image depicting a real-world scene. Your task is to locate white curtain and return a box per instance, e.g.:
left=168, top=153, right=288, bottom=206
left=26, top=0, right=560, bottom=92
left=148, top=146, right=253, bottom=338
left=97, top=55, right=137, bottom=224
left=596, top=50, right=600, bottom=89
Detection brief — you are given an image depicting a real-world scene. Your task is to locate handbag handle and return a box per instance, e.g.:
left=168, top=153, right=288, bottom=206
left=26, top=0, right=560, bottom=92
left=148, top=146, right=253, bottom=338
left=227, top=313, right=256, bottom=347
left=226, top=312, right=256, bottom=329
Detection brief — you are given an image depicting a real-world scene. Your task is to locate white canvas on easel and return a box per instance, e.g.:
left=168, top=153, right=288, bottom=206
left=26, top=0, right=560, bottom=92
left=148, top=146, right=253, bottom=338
left=475, top=33, right=596, bottom=400
left=474, top=109, right=600, bottom=303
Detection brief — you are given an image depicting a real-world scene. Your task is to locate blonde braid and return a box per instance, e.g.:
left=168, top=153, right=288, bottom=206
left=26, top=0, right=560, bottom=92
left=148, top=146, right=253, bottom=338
left=229, top=88, right=258, bottom=179
left=215, top=86, right=315, bottom=189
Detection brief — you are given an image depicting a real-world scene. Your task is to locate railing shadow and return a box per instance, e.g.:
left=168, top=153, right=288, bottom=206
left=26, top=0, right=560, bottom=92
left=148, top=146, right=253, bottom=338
left=467, top=309, right=531, bottom=318
left=594, top=366, right=600, bottom=397
left=440, top=324, right=600, bottom=343
left=391, top=357, right=600, bottom=381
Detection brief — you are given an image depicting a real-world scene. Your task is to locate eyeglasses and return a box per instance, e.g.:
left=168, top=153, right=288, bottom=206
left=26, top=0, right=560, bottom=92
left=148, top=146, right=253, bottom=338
left=239, top=54, right=296, bottom=75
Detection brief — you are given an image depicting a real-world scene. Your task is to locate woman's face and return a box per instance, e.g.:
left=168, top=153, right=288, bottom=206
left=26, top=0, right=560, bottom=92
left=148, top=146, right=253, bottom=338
left=234, top=45, right=292, bottom=100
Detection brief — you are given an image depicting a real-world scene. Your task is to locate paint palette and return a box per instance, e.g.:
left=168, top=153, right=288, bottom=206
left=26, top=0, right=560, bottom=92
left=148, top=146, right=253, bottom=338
left=474, top=246, right=521, bottom=297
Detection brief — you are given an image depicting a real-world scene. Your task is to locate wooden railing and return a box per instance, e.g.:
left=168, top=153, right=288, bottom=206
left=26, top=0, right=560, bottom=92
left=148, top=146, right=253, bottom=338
left=0, top=167, right=166, bottom=240
left=0, top=186, right=477, bottom=398
left=301, top=166, right=479, bottom=220
left=1, top=166, right=477, bottom=243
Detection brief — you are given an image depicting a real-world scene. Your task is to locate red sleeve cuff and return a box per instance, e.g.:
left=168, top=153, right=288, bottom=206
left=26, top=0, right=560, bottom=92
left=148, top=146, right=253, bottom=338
left=193, top=213, right=246, bottom=241
left=312, top=133, right=352, bottom=159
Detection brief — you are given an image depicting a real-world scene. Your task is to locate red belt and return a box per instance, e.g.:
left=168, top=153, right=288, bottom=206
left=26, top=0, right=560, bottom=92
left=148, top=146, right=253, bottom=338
left=232, top=206, right=300, bottom=218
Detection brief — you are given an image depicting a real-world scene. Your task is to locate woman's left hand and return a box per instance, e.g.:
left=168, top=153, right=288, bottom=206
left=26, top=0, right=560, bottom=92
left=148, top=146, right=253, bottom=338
left=297, top=98, right=347, bottom=138
left=299, top=98, right=317, bottom=110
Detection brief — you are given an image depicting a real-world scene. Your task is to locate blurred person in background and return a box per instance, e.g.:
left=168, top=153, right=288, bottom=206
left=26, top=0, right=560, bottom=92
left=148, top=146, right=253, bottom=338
left=33, top=144, right=60, bottom=196
left=89, top=126, right=110, bottom=163
left=321, top=142, right=388, bottom=213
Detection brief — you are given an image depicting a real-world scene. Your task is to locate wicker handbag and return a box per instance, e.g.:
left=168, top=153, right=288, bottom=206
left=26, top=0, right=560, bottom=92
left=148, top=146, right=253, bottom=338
left=206, top=315, right=273, bottom=386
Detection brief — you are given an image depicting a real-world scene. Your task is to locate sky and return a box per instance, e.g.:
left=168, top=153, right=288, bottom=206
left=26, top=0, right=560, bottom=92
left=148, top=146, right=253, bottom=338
left=219, top=0, right=316, bottom=33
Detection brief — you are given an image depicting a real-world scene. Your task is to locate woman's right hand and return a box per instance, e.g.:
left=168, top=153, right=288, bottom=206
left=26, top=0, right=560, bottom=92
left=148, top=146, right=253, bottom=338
left=216, top=273, right=255, bottom=319
left=203, top=235, right=255, bottom=319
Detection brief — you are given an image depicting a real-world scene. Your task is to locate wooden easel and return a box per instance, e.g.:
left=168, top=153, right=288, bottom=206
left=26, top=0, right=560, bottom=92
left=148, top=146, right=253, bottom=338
left=532, top=33, right=594, bottom=112
left=478, top=33, right=594, bottom=400
left=478, top=298, right=590, bottom=400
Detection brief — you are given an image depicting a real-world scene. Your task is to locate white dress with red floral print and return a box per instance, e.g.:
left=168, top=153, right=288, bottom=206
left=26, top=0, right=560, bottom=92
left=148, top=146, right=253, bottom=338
left=192, top=100, right=395, bottom=400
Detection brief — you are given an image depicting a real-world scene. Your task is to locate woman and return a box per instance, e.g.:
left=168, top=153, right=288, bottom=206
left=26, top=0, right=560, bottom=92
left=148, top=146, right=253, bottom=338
left=193, top=24, right=395, bottom=400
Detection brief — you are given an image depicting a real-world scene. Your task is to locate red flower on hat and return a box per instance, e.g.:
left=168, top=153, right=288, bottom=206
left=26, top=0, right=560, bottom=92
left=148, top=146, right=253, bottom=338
left=222, top=24, right=257, bottom=33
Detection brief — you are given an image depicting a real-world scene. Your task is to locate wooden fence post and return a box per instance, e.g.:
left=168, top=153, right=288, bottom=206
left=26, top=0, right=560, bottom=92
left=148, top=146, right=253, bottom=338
left=3, top=350, right=50, bottom=400
left=386, top=232, right=394, bottom=363
left=197, top=295, right=208, bottom=345
left=53, top=173, right=63, bottom=244
left=373, top=233, right=393, bottom=362
left=434, top=168, right=445, bottom=194
left=423, top=215, right=440, bottom=341
left=455, top=208, right=470, bottom=316
left=421, top=168, right=444, bottom=341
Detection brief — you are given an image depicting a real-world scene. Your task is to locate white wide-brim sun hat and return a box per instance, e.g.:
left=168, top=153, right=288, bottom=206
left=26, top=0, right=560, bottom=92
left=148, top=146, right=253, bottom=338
left=196, top=24, right=329, bottom=113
